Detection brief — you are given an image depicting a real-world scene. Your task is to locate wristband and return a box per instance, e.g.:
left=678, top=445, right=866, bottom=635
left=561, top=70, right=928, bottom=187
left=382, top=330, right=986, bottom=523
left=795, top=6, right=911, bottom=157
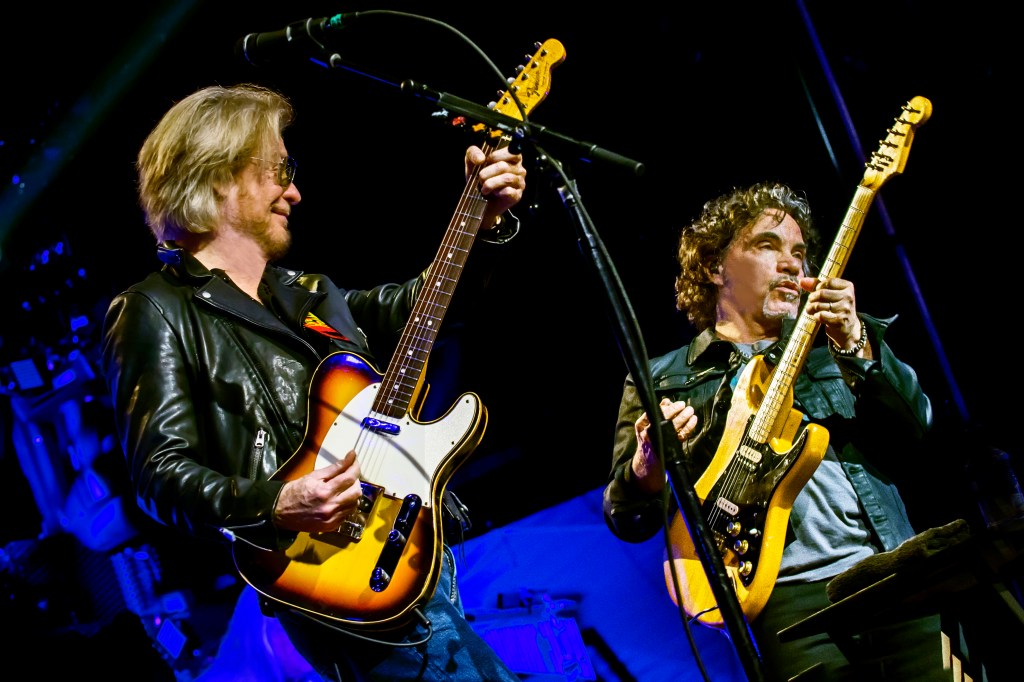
left=829, top=317, right=868, bottom=357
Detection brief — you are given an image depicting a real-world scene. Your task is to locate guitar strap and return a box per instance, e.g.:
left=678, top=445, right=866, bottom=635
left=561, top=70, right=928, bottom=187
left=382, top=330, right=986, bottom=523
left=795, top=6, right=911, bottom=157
left=760, top=317, right=798, bottom=369
left=442, top=490, right=472, bottom=538
left=442, top=489, right=472, bottom=563
left=762, top=342, right=784, bottom=368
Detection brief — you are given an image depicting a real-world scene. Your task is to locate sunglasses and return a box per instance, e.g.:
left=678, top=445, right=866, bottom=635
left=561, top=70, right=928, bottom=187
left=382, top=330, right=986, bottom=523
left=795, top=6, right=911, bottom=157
left=250, top=155, right=297, bottom=188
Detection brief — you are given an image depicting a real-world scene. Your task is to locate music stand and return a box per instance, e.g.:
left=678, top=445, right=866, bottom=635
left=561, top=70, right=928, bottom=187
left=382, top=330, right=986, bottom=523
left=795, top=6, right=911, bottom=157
left=777, top=518, right=1024, bottom=677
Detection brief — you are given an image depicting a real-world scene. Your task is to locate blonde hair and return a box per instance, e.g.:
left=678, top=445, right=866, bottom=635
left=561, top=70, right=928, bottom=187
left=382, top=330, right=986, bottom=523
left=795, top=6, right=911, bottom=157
left=136, top=83, right=294, bottom=242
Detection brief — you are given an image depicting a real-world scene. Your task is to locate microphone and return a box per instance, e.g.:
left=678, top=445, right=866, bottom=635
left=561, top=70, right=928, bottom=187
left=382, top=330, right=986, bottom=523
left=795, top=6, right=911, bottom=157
left=235, top=13, right=358, bottom=66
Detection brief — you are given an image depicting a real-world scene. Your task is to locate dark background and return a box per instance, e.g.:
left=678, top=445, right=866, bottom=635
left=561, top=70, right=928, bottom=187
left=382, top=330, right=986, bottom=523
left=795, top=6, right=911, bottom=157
left=0, top=0, right=1018, bottom=676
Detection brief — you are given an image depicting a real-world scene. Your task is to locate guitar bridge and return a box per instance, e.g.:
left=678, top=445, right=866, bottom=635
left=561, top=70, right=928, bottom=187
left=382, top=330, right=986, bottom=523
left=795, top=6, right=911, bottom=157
left=335, top=482, right=379, bottom=541
left=339, top=517, right=364, bottom=541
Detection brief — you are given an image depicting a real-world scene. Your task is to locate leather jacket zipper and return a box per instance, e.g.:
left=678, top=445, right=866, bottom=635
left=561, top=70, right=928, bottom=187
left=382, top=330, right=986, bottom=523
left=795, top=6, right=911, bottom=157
left=251, top=428, right=268, bottom=479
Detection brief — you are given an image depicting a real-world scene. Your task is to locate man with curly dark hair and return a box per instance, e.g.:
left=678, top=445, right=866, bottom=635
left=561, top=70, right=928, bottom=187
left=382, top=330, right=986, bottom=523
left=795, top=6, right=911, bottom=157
left=602, top=181, right=947, bottom=680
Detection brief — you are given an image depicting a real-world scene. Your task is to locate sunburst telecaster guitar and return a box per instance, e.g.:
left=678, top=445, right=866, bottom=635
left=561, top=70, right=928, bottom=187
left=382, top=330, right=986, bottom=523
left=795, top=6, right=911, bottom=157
left=664, top=95, right=933, bottom=628
left=232, top=39, right=566, bottom=630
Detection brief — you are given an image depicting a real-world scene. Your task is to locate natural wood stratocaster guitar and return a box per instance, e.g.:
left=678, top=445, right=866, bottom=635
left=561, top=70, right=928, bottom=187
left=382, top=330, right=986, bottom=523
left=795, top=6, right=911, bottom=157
left=664, top=96, right=933, bottom=628
left=232, top=39, right=566, bottom=630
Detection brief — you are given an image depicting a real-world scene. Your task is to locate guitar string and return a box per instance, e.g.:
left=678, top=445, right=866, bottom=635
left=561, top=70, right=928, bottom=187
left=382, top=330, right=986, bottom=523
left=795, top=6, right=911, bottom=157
left=353, top=137, right=499, bottom=494
left=347, top=56, right=545, bottom=499
left=703, top=216, right=848, bottom=578
left=706, top=311, right=818, bottom=570
left=704, top=357, right=759, bottom=537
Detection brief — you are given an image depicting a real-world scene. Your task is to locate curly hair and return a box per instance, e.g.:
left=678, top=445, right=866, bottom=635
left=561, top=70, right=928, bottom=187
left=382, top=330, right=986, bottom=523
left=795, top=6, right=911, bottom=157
left=136, top=83, right=294, bottom=243
left=674, top=182, right=818, bottom=332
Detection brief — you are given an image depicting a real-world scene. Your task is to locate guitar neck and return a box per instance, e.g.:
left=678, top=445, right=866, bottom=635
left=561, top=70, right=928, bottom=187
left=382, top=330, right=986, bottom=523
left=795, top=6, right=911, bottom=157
left=748, top=185, right=877, bottom=442
left=364, top=38, right=566, bottom=419
left=819, top=185, right=876, bottom=281
left=371, top=136, right=508, bottom=418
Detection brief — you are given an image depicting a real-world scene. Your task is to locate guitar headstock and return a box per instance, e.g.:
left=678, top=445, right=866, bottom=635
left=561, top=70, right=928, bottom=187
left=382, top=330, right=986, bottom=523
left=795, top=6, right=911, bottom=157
left=474, top=39, right=566, bottom=136
left=861, top=95, right=933, bottom=190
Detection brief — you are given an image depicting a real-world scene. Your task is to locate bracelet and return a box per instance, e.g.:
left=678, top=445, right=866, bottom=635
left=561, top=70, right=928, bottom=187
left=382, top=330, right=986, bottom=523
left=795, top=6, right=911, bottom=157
left=829, top=317, right=868, bottom=357
left=477, top=213, right=520, bottom=245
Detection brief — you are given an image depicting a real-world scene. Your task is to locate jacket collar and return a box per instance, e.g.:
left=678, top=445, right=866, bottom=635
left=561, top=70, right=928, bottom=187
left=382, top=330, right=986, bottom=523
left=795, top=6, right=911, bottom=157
left=686, top=317, right=796, bottom=367
left=156, top=242, right=320, bottom=329
left=157, top=242, right=306, bottom=290
left=686, top=327, right=733, bottom=366
left=263, top=266, right=324, bottom=327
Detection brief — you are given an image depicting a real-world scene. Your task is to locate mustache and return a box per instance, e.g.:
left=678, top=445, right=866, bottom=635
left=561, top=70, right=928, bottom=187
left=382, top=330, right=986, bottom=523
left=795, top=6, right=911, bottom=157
left=769, top=276, right=801, bottom=291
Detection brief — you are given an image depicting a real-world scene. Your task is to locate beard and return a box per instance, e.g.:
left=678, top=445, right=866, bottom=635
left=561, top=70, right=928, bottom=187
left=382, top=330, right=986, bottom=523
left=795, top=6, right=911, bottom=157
left=248, top=218, right=291, bottom=263
left=262, top=229, right=291, bottom=262
left=762, top=277, right=802, bottom=321
left=762, top=304, right=798, bottom=322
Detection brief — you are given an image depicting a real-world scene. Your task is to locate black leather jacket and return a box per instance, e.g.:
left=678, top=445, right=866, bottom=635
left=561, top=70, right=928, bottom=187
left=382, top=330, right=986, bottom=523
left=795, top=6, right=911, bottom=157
left=102, top=224, right=514, bottom=551
left=603, top=314, right=933, bottom=553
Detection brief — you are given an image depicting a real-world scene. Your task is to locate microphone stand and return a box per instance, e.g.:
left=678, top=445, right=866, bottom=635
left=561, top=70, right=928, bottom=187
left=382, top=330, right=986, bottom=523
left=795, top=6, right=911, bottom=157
left=398, top=72, right=765, bottom=682
left=553, top=174, right=766, bottom=682
left=398, top=79, right=646, bottom=177
left=305, top=52, right=765, bottom=679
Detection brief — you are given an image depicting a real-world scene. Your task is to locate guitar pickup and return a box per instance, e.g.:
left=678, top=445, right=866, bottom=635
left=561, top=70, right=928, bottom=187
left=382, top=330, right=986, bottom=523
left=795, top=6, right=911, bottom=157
left=370, top=494, right=422, bottom=592
left=361, top=416, right=400, bottom=435
left=738, top=444, right=762, bottom=466
left=715, top=497, right=739, bottom=517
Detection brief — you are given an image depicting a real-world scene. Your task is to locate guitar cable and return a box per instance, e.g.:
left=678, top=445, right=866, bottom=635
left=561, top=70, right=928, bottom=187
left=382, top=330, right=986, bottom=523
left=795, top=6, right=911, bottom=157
left=689, top=606, right=721, bottom=624
left=288, top=605, right=435, bottom=647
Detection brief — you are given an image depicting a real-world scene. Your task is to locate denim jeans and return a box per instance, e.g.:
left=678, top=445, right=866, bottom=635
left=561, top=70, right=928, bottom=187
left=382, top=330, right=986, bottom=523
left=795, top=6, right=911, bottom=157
left=276, top=546, right=520, bottom=682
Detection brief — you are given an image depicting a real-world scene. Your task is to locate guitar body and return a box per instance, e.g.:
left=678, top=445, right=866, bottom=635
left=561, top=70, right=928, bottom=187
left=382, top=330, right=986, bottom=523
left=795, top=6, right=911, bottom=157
left=233, top=351, right=486, bottom=630
left=663, top=356, right=828, bottom=628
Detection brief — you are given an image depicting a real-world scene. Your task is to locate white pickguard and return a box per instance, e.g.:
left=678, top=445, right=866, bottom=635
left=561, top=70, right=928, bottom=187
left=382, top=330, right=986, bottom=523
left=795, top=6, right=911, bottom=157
left=315, top=383, right=480, bottom=503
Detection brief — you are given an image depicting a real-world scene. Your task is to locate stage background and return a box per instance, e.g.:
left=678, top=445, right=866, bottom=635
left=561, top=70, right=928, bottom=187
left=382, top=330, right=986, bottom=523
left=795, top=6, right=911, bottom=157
left=1, top=2, right=1018, bottom=679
